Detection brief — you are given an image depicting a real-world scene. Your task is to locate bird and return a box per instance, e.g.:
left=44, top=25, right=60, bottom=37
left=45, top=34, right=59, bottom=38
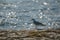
left=32, top=19, right=46, bottom=26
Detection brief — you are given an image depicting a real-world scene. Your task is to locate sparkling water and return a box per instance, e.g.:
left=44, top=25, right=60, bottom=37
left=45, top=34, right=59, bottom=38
left=0, top=0, right=60, bottom=30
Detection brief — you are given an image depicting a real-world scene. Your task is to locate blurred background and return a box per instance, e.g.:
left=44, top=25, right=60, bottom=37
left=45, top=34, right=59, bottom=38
left=0, top=0, right=60, bottom=30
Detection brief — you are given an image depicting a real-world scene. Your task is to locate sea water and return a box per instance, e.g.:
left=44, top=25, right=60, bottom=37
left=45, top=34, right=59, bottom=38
left=0, top=0, right=60, bottom=30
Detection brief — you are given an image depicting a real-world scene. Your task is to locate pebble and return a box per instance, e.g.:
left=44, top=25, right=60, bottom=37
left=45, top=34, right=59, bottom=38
left=0, top=30, right=60, bottom=40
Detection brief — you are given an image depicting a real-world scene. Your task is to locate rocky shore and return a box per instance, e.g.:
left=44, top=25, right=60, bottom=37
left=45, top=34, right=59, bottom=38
left=0, top=30, right=60, bottom=40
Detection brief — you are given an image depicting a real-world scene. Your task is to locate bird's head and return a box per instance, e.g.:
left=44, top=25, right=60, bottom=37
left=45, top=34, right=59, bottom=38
left=32, top=19, right=35, bottom=21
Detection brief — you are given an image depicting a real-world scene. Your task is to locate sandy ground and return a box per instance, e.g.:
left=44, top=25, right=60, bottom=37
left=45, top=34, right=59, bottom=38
left=0, top=29, right=60, bottom=40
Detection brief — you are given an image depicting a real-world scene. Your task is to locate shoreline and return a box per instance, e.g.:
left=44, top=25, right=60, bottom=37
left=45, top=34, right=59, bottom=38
left=0, top=29, right=60, bottom=40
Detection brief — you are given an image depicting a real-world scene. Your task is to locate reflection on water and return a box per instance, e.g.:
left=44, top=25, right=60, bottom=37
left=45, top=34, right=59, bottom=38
left=0, top=0, right=60, bottom=30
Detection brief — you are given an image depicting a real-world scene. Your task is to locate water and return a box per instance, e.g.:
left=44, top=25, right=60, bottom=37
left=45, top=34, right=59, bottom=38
left=0, top=0, right=60, bottom=30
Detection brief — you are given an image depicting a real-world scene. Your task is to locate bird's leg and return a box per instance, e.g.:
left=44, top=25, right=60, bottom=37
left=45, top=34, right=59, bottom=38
left=35, top=25, right=38, bottom=30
